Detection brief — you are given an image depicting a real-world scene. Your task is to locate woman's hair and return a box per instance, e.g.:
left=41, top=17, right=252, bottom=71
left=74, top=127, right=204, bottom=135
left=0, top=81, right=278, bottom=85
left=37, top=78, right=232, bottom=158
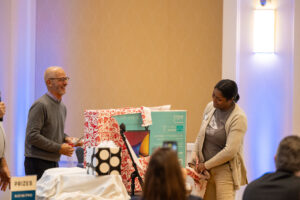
left=214, top=79, right=240, bottom=102
left=142, top=147, right=186, bottom=200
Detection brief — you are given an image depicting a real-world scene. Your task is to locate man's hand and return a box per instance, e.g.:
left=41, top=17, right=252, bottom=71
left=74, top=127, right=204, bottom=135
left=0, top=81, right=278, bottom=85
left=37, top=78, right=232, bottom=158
left=0, top=158, right=10, bottom=191
left=59, top=143, right=74, bottom=156
left=64, top=137, right=73, bottom=144
left=64, top=136, right=83, bottom=147
left=0, top=102, right=5, bottom=118
left=74, top=138, right=84, bottom=147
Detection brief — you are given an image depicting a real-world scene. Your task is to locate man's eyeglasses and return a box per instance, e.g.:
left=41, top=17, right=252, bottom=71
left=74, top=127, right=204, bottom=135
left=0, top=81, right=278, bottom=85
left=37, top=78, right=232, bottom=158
left=48, top=77, right=70, bottom=82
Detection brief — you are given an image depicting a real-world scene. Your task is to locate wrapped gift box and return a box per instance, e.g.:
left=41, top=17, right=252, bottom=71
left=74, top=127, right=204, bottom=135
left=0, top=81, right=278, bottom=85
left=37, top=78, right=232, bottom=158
left=84, top=107, right=151, bottom=192
left=84, top=107, right=186, bottom=191
left=86, top=146, right=121, bottom=176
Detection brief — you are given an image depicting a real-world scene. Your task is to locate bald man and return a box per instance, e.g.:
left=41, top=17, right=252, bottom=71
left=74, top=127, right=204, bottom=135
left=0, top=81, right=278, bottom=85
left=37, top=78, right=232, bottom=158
left=24, top=66, right=81, bottom=180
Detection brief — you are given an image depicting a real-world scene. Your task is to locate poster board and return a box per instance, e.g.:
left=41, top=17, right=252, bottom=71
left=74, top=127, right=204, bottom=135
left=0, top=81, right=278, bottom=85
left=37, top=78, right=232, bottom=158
left=113, top=110, right=186, bottom=166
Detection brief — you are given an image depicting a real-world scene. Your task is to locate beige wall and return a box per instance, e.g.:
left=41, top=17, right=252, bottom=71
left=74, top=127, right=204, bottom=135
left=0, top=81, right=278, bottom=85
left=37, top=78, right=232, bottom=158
left=36, top=0, right=223, bottom=142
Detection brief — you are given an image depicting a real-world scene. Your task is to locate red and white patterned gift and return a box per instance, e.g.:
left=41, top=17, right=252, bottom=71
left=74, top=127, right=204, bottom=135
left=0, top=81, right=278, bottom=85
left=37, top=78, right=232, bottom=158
left=186, top=166, right=210, bottom=198
left=84, top=107, right=151, bottom=192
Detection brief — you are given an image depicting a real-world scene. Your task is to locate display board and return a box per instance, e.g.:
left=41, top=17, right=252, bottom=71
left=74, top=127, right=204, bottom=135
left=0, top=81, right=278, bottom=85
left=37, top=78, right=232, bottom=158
left=113, top=110, right=186, bottom=166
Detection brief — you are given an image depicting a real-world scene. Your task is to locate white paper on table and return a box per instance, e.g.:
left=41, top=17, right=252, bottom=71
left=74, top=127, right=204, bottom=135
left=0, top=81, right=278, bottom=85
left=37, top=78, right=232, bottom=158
left=36, top=167, right=130, bottom=200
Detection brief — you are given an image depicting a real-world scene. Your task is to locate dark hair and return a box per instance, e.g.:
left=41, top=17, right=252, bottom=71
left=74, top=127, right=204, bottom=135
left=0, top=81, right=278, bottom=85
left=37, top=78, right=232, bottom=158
left=275, top=135, right=300, bottom=172
left=142, top=148, right=186, bottom=200
left=214, top=79, right=240, bottom=102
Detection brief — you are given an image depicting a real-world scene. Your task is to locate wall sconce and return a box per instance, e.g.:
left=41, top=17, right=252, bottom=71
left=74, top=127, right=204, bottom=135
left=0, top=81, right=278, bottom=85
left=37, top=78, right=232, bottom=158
left=253, top=1, right=276, bottom=53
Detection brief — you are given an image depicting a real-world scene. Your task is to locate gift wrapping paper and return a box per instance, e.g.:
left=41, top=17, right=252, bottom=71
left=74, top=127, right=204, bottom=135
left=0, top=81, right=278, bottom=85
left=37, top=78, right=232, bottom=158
left=84, top=107, right=151, bottom=192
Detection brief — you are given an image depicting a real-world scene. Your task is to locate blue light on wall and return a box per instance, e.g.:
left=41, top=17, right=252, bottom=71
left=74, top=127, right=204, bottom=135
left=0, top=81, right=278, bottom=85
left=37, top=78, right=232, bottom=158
left=14, top=87, right=27, bottom=176
left=11, top=0, right=36, bottom=177
left=243, top=53, right=289, bottom=180
left=224, top=0, right=294, bottom=183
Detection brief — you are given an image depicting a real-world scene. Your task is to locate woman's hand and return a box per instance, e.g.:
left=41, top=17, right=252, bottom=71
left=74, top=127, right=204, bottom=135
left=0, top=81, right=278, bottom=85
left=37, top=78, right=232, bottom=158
left=196, top=162, right=206, bottom=173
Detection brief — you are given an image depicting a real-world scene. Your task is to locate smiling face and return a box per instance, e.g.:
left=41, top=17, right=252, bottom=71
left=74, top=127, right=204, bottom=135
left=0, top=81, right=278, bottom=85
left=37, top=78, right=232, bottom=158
left=45, top=67, right=68, bottom=100
left=212, top=88, right=233, bottom=111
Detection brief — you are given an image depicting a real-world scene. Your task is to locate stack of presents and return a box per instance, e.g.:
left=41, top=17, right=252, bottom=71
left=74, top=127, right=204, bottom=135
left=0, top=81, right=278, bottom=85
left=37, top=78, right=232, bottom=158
left=83, top=106, right=188, bottom=192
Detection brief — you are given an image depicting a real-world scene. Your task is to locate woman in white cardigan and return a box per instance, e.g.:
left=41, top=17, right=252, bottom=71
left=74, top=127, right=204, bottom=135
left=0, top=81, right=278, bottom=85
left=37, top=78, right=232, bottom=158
left=191, top=79, right=248, bottom=200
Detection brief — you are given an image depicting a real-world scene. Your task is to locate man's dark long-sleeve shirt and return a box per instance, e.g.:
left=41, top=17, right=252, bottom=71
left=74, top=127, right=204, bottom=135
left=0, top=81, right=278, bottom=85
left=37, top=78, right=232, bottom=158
left=25, top=94, right=67, bottom=162
left=243, top=170, right=300, bottom=200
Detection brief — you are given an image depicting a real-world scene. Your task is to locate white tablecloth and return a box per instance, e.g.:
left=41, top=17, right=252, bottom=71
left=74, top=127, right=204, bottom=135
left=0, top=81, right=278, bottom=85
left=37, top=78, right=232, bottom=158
left=37, top=167, right=130, bottom=200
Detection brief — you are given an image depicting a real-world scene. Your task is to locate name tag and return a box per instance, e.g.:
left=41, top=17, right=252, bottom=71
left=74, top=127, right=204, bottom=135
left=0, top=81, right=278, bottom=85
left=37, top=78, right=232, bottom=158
left=204, top=114, right=208, bottom=121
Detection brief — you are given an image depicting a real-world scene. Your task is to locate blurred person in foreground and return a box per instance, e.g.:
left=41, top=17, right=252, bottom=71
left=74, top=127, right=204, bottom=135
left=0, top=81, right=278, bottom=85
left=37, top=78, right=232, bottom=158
left=24, top=66, right=82, bottom=180
left=243, top=135, right=300, bottom=200
left=132, top=147, right=202, bottom=200
left=0, top=101, right=10, bottom=191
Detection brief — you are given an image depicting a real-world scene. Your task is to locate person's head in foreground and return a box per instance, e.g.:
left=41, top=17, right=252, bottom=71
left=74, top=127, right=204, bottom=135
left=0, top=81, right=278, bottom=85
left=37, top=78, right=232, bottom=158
left=143, top=147, right=186, bottom=200
left=275, top=135, right=300, bottom=174
left=243, top=135, right=300, bottom=200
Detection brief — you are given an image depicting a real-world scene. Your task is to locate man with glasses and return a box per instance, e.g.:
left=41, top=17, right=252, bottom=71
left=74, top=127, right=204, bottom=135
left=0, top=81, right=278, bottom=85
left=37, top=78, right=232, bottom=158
left=24, top=66, right=81, bottom=180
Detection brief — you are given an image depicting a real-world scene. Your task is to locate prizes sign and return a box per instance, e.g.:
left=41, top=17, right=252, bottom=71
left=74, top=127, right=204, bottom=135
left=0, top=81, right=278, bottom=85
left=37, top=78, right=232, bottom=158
left=11, top=175, right=37, bottom=200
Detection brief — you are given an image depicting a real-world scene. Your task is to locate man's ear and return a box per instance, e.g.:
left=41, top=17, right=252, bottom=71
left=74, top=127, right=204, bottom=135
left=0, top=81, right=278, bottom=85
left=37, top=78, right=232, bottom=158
left=46, top=79, right=52, bottom=87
